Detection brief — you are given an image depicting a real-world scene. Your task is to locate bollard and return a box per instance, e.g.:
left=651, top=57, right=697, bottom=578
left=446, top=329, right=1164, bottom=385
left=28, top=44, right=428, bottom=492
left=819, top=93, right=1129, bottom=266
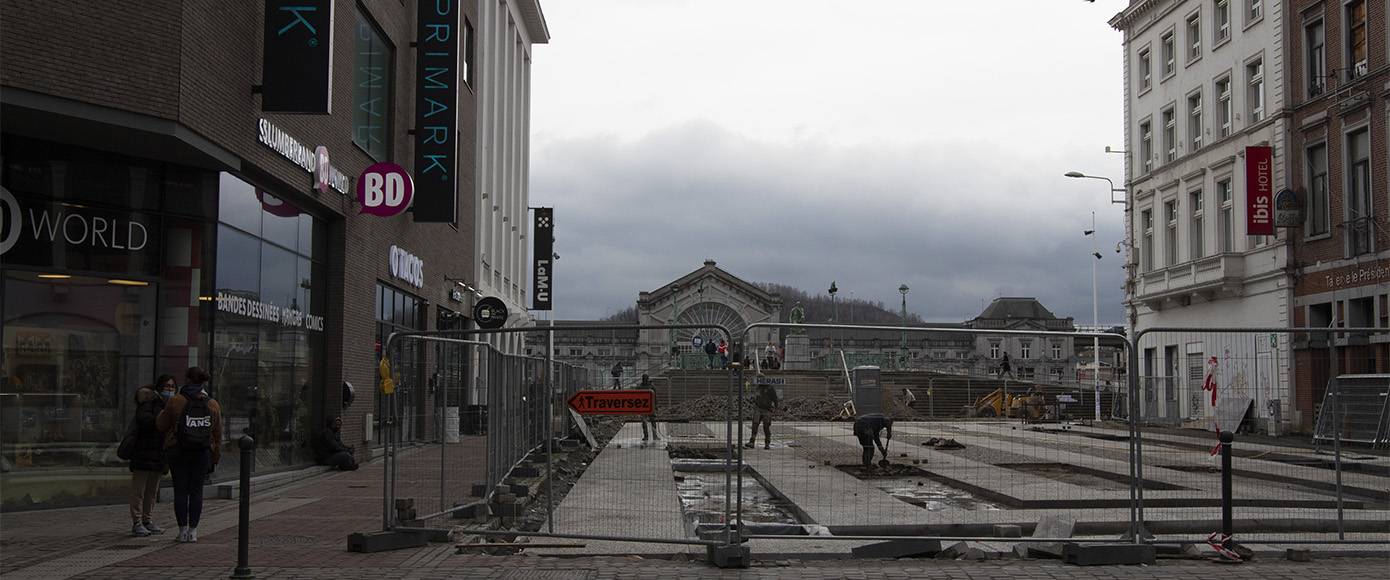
left=1220, top=430, right=1233, bottom=541
left=1216, top=430, right=1241, bottom=562
left=231, top=435, right=255, bottom=579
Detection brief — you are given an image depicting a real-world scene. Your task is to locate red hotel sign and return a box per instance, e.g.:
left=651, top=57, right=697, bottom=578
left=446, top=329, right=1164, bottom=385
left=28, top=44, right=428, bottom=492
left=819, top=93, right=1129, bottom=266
left=566, top=390, right=654, bottom=415
left=1246, top=146, right=1274, bottom=235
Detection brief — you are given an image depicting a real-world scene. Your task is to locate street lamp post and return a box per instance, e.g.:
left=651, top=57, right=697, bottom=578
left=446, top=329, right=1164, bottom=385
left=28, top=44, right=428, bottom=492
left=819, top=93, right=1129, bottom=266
left=828, top=281, right=838, bottom=359
left=899, top=284, right=909, bottom=370
left=670, top=283, right=680, bottom=369
left=1067, top=171, right=1127, bottom=421
left=1085, top=214, right=1102, bottom=421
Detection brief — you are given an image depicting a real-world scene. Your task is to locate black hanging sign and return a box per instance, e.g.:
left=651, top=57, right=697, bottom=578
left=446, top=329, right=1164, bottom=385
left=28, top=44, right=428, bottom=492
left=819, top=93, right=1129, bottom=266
left=532, top=207, right=553, bottom=310
left=411, top=0, right=459, bottom=222
left=261, top=0, right=333, bottom=114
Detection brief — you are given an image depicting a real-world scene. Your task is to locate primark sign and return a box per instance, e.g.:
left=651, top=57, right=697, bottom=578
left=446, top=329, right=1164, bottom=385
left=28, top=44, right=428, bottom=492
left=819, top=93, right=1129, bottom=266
left=411, top=0, right=460, bottom=222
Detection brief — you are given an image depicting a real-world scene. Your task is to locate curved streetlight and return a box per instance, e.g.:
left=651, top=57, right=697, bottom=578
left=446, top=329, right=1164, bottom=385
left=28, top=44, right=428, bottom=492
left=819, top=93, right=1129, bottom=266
left=1065, top=171, right=1127, bottom=205
left=1068, top=170, right=1126, bottom=421
left=899, top=284, right=910, bottom=369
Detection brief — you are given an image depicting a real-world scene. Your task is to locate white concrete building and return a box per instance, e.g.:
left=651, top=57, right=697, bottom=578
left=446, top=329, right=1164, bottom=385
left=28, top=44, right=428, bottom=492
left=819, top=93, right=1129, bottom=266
left=476, top=1, right=549, bottom=353
left=1110, top=0, right=1295, bottom=423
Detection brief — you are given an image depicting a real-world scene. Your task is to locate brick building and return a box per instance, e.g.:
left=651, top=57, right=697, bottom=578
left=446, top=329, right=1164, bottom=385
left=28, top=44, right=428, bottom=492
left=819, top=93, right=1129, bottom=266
left=0, top=0, right=548, bottom=508
left=1284, top=0, right=1388, bottom=422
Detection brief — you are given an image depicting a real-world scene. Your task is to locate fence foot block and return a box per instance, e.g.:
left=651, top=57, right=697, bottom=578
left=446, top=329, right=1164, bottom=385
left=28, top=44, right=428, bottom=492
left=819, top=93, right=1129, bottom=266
left=707, top=544, right=751, bottom=568
left=347, top=530, right=428, bottom=553
left=1061, top=543, right=1155, bottom=566
left=852, top=539, right=943, bottom=559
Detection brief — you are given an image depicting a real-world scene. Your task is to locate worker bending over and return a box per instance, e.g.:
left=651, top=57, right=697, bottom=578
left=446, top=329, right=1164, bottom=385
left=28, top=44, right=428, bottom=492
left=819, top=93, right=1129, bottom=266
left=852, top=413, right=894, bottom=469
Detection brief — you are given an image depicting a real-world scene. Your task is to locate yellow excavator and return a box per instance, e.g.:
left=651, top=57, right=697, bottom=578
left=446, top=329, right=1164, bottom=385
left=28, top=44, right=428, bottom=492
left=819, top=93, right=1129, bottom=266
left=967, top=388, right=1046, bottom=421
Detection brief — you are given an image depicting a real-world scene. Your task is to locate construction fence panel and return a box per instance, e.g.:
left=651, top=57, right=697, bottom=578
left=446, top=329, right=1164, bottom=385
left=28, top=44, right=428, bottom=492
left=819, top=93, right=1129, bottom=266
left=722, top=322, right=1134, bottom=547
left=1132, top=328, right=1389, bottom=547
left=377, top=331, right=588, bottom=531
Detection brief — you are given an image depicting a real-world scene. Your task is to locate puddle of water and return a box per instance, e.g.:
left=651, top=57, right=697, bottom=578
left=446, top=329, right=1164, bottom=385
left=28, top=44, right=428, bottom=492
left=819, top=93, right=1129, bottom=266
left=872, top=476, right=1004, bottom=511
left=673, top=471, right=800, bottom=526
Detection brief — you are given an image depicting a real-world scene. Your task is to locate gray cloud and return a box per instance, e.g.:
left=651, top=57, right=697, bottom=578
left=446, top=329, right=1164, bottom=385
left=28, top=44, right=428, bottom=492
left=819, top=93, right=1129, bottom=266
left=532, top=121, right=1129, bottom=326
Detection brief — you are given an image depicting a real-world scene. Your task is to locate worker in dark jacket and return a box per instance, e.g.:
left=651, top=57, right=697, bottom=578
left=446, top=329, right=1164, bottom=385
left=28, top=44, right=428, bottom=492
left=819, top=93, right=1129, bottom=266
left=128, top=375, right=176, bottom=536
left=315, top=416, right=358, bottom=470
left=853, top=413, right=894, bottom=469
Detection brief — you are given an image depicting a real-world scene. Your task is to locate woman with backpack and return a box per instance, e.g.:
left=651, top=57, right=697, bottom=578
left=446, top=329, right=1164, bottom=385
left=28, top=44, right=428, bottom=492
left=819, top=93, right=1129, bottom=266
left=156, top=366, right=223, bottom=543
left=128, top=374, right=176, bottom=537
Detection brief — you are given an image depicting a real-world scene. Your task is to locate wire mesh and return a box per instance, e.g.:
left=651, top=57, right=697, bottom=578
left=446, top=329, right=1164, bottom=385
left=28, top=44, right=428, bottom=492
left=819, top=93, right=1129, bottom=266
left=372, top=324, right=1387, bottom=553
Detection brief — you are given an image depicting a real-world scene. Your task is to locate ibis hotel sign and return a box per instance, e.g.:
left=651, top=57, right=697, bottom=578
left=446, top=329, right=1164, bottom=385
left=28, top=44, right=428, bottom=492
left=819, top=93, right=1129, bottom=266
left=411, top=0, right=460, bottom=222
left=1245, top=146, right=1273, bottom=236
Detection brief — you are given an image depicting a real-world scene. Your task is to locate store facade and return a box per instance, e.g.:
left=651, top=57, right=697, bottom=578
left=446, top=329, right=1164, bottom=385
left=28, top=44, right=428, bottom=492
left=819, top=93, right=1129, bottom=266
left=2, top=0, right=485, bottom=509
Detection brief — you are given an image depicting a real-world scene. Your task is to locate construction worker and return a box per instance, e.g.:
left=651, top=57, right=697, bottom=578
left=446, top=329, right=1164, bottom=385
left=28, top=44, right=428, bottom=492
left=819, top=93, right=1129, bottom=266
left=853, top=412, right=893, bottom=469
left=745, top=378, right=779, bottom=449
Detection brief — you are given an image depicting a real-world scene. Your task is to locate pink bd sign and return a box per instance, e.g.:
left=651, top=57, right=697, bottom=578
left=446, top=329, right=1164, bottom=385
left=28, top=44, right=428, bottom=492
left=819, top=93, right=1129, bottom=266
left=1245, top=146, right=1273, bottom=236
left=357, top=162, right=414, bottom=217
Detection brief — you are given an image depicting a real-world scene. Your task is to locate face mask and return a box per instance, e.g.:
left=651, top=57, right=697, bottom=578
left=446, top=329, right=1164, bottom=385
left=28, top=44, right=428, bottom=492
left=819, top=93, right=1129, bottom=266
left=160, top=390, right=175, bottom=399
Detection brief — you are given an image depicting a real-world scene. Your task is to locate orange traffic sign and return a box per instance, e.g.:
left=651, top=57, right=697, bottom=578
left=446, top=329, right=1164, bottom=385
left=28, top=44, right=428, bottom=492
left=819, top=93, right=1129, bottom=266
left=566, top=389, right=655, bottom=415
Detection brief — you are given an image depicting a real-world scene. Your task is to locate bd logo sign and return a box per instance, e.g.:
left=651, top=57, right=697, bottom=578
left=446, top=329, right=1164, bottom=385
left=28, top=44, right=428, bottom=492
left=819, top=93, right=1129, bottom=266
left=357, top=162, right=413, bottom=217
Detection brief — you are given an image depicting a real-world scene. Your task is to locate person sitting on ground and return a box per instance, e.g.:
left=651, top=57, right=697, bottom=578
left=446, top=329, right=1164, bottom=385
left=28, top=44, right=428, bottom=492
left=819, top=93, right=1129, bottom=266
left=852, top=412, right=894, bottom=470
left=314, top=416, right=359, bottom=471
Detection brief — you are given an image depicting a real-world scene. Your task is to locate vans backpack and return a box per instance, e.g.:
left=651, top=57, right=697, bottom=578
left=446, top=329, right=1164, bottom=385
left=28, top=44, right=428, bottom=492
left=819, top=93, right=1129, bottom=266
left=178, top=395, right=214, bottom=451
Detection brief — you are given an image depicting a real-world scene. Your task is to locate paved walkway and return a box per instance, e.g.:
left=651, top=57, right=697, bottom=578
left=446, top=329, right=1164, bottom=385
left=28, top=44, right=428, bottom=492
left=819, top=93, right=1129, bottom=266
left=1, top=421, right=1386, bottom=579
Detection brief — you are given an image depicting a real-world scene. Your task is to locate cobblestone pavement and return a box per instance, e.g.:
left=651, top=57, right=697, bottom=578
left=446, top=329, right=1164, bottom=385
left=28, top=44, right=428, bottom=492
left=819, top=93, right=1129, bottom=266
left=3, top=458, right=1386, bottom=580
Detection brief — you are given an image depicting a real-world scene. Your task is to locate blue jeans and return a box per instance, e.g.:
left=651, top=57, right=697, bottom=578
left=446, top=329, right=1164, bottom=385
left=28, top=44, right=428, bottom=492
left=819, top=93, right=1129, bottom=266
left=166, top=446, right=211, bottom=528
left=324, top=451, right=357, bottom=470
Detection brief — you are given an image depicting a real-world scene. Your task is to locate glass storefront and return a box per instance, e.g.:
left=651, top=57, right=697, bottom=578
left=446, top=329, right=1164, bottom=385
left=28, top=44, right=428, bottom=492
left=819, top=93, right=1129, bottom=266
left=213, top=173, right=327, bottom=475
left=1, top=137, right=326, bottom=510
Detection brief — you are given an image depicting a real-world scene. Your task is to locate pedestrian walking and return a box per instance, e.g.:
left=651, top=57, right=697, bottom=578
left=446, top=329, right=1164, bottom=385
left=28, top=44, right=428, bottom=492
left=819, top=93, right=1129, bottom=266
left=128, top=374, right=176, bottom=536
left=704, top=339, right=718, bottom=369
left=611, top=362, right=623, bottom=388
left=998, top=352, right=1014, bottom=379
left=635, top=374, right=656, bottom=442
left=156, top=367, right=222, bottom=544
left=902, top=387, right=916, bottom=410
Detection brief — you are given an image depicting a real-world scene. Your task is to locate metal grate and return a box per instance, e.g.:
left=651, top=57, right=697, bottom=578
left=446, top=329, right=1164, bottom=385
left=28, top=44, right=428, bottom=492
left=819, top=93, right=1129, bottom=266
left=1313, top=374, right=1390, bottom=448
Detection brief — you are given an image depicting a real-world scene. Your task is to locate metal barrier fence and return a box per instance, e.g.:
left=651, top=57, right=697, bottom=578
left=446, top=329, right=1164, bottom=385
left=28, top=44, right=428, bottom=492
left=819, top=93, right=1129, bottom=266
left=1130, top=327, right=1388, bottom=547
left=365, top=323, right=1386, bottom=564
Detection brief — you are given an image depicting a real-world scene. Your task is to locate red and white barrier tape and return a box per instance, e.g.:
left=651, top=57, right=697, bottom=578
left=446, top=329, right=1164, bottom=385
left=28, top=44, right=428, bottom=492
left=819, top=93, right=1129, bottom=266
left=1207, top=532, right=1241, bottom=560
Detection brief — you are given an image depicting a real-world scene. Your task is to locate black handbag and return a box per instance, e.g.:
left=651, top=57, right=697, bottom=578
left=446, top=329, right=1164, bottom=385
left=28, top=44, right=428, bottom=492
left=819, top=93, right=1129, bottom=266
left=116, top=417, right=138, bottom=460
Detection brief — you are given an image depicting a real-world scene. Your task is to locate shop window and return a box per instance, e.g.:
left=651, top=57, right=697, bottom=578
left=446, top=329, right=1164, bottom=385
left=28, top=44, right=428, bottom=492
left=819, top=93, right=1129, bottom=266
left=353, top=8, right=394, bottom=161
left=2, top=271, right=158, bottom=483
left=213, top=174, right=325, bottom=474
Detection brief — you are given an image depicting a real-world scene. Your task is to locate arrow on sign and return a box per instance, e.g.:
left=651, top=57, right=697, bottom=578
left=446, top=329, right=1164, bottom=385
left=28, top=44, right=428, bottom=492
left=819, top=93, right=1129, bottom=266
left=565, top=389, right=655, bottom=415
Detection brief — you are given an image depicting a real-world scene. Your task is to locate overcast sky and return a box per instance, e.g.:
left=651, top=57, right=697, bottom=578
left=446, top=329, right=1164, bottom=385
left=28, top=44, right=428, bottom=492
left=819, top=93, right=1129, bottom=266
left=529, top=0, right=1130, bottom=326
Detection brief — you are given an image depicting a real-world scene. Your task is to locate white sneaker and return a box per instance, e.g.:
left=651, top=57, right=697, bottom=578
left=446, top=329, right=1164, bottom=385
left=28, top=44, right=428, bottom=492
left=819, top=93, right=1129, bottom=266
left=175, top=529, right=189, bottom=543
left=187, top=528, right=197, bottom=543
left=132, top=523, right=151, bottom=537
